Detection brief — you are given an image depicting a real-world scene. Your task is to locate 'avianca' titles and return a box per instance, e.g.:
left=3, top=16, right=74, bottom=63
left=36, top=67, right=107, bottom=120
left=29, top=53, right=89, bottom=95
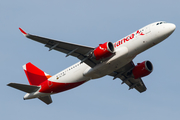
left=114, top=30, right=145, bottom=47
left=8, top=21, right=176, bottom=105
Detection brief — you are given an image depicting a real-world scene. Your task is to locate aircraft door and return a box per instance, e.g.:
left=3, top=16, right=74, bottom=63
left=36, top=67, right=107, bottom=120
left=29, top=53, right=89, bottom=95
left=144, top=26, right=151, bottom=34
left=48, top=80, right=53, bottom=87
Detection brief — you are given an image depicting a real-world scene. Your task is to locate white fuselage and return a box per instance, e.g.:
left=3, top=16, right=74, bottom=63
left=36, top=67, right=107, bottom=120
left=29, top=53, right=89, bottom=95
left=47, top=22, right=175, bottom=85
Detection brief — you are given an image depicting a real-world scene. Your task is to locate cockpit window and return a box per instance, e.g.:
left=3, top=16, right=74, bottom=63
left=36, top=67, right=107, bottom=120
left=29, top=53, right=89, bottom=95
left=156, top=21, right=166, bottom=25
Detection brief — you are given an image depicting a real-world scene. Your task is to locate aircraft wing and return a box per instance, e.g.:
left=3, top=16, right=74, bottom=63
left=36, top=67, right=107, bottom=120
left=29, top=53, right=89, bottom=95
left=109, top=61, right=147, bottom=93
left=19, top=28, right=99, bottom=67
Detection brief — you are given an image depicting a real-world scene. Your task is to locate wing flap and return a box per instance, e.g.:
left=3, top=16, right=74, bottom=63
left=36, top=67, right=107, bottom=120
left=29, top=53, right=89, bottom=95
left=134, top=79, right=147, bottom=93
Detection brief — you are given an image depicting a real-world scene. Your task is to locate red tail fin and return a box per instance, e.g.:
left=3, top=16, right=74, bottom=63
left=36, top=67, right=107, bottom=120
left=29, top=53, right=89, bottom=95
left=23, top=62, right=51, bottom=86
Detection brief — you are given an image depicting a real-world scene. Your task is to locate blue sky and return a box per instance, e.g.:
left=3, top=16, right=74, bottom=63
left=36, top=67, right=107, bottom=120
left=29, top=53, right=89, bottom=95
left=1, top=0, right=180, bottom=120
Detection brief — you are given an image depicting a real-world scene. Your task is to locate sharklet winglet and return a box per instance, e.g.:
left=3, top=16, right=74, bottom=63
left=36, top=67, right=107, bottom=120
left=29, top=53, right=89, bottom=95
left=19, top=28, right=27, bottom=36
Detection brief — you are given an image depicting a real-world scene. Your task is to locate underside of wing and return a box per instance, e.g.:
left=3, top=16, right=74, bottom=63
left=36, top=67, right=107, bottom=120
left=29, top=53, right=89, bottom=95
left=109, top=61, right=147, bottom=93
left=19, top=28, right=100, bottom=67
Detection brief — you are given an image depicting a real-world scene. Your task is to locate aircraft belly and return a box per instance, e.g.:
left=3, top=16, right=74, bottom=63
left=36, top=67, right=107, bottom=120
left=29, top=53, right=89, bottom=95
left=95, top=60, right=131, bottom=78
left=83, top=50, right=132, bottom=79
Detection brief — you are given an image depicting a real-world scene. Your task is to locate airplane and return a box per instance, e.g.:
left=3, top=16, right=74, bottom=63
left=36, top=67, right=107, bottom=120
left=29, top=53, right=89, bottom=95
left=7, top=21, right=176, bottom=105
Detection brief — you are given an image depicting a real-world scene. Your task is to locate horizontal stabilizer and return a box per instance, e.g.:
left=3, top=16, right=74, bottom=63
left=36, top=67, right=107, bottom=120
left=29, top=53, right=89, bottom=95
left=38, top=95, right=52, bottom=105
left=7, top=83, right=40, bottom=93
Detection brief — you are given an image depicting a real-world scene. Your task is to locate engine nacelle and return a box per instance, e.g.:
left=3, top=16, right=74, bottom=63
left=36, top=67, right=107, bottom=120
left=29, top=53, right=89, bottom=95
left=132, top=61, right=153, bottom=79
left=93, top=42, right=115, bottom=60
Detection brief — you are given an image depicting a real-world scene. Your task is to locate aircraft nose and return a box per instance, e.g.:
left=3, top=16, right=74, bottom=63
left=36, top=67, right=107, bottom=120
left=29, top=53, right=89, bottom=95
left=162, top=23, right=176, bottom=37
left=156, top=23, right=176, bottom=41
left=169, top=23, right=176, bottom=32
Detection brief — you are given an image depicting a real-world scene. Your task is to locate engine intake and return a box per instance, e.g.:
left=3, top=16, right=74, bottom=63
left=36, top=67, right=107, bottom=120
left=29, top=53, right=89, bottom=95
left=93, top=42, right=114, bottom=60
left=132, top=61, right=153, bottom=79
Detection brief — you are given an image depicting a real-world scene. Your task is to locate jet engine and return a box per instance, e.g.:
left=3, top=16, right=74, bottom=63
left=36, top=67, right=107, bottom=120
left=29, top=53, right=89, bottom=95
left=132, top=61, right=153, bottom=79
left=93, top=42, right=115, bottom=60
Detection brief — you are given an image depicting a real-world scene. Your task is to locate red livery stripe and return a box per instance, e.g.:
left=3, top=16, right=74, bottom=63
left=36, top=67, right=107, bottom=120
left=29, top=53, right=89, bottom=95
left=39, top=81, right=86, bottom=93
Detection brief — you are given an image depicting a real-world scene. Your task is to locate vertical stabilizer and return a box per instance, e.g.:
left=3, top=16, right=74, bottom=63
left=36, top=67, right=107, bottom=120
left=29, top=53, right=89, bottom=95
left=23, top=62, right=51, bottom=86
